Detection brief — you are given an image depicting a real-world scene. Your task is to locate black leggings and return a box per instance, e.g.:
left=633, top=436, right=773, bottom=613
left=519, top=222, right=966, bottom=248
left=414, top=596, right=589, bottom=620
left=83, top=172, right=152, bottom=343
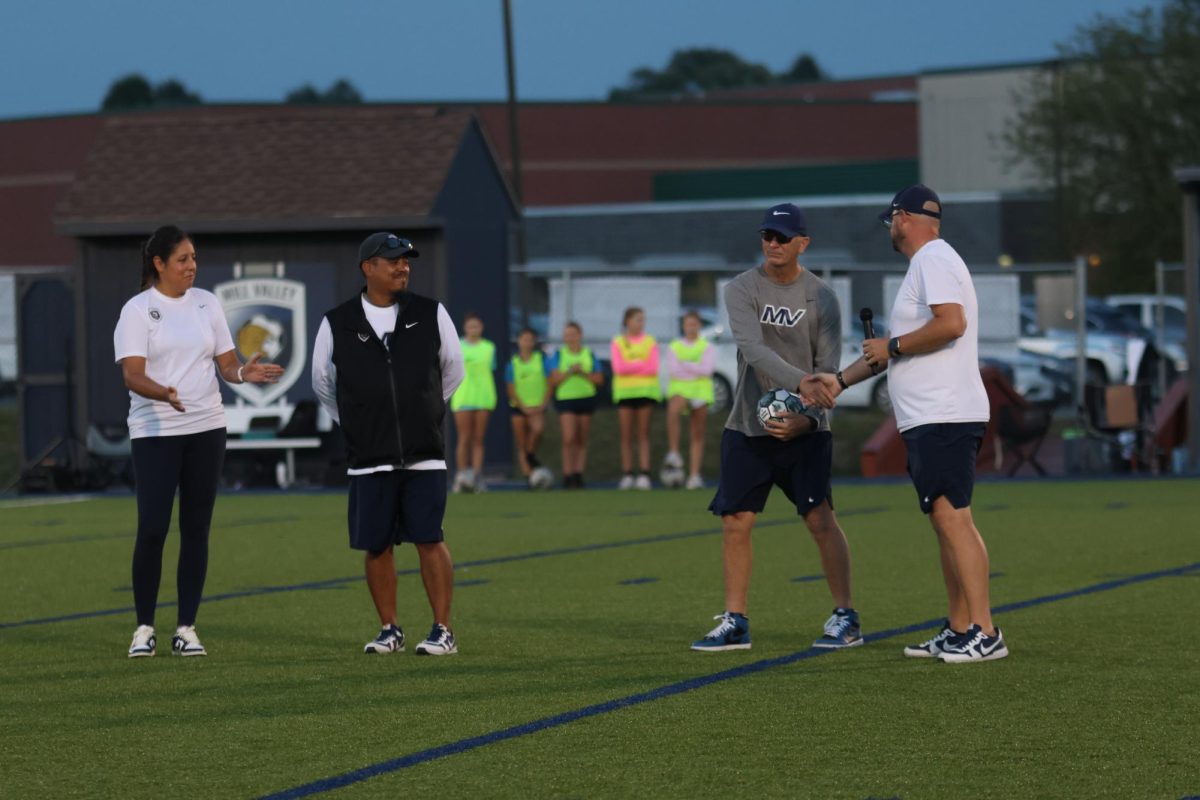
left=130, top=428, right=226, bottom=628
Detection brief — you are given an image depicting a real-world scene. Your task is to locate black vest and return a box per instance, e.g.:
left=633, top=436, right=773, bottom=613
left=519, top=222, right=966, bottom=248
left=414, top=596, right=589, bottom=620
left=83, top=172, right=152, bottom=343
left=325, top=292, right=445, bottom=469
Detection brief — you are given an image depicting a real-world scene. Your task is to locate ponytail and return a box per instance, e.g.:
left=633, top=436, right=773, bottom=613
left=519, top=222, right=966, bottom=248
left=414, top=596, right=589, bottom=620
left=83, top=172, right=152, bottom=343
left=141, top=225, right=189, bottom=291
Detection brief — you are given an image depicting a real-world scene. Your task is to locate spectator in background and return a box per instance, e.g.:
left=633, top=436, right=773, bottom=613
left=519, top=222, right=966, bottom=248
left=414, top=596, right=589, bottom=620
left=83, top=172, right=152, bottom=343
left=611, top=306, right=661, bottom=490
left=506, top=327, right=551, bottom=485
left=115, top=224, right=283, bottom=659
left=548, top=321, right=604, bottom=489
left=449, top=312, right=496, bottom=493
left=663, top=310, right=715, bottom=490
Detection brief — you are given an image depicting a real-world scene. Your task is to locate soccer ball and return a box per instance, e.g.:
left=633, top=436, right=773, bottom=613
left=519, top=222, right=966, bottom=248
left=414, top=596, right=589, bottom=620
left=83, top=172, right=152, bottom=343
left=659, top=465, right=686, bottom=489
left=757, top=388, right=808, bottom=428
left=528, top=466, right=555, bottom=490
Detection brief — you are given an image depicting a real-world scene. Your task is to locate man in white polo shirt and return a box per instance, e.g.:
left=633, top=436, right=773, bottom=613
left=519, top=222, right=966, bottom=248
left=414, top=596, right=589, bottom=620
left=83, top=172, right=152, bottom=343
left=812, top=185, right=1008, bottom=664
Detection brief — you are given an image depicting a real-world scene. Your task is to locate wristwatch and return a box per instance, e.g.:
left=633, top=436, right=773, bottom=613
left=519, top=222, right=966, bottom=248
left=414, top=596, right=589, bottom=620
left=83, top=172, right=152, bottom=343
left=887, top=337, right=902, bottom=359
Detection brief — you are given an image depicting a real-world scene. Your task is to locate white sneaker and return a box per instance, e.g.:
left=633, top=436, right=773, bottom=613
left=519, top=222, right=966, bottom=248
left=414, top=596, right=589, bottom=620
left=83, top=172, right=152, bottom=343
left=364, top=624, right=405, bottom=654
left=662, top=452, right=684, bottom=470
left=617, top=473, right=635, bottom=490
left=452, top=469, right=475, bottom=494
left=128, top=625, right=156, bottom=658
left=414, top=623, right=458, bottom=656
left=171, top=625, right=207, bottom=657
left=634, top=474, right=652, bottom=490
left=685, top=474, right=705, bottom=490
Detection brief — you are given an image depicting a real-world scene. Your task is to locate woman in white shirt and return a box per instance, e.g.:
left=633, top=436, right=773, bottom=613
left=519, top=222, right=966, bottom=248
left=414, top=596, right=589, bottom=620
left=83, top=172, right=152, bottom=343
left=113, top=225, right=282, bottom=659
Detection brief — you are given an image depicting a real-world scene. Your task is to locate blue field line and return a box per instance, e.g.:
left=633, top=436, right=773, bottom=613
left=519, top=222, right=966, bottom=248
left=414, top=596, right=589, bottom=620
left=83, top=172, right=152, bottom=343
left=260, top=560, right=1200, bottom=800
left=0, top=508, right=887, bottom=631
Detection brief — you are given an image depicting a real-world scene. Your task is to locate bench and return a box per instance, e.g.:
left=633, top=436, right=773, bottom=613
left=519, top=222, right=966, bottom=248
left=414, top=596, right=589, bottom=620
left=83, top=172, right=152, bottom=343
left=225, top=437, right=321, bottom=488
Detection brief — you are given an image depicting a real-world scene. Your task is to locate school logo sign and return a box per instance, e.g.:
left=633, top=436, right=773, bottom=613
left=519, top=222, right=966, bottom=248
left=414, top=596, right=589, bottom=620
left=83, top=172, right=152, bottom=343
left=760, top=304, right=806, bottom=327
left=213, top=278, right=306, bottom=406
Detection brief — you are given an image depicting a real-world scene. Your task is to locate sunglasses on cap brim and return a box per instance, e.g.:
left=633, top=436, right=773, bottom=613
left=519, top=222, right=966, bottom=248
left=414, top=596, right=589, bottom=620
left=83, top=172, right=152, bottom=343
left=367, top=235, right=415, bottom=258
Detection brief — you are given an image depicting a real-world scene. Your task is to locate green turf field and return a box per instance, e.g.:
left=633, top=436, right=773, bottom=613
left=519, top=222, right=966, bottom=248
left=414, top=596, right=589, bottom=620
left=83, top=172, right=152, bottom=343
left=2, top=480, right=1198, bottom=799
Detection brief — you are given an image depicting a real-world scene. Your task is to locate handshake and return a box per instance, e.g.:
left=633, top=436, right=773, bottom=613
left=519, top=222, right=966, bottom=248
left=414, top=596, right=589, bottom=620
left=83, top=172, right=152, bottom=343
left=798, top=373, right=844, bottom=410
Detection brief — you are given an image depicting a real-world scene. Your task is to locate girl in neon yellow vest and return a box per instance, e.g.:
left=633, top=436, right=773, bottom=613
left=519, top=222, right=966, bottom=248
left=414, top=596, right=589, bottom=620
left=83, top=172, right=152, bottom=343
left=505, top=327, right=551, bottom=481
left=610, top=306, right=661, bottom=490
left=450, top=312, right=495, bottom=492
left=664, top=310, right=715, bottom=489
left=549, top=321, right=604, bottom=488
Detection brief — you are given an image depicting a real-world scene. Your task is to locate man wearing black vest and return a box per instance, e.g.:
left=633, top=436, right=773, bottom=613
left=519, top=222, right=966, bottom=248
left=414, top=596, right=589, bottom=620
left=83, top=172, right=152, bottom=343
left=312, top=232, right=465, bottom=656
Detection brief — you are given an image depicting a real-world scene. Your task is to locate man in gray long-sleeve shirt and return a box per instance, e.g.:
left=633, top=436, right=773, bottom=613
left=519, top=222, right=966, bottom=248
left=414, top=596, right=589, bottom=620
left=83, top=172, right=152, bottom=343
left=690, top=203, right=862, bottom=653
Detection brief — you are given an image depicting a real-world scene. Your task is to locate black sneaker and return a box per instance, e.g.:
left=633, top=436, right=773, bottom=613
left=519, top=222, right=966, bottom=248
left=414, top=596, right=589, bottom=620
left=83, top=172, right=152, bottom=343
left=938, top=624, right=1009, bottom=663
left=690, top=612, right=752, bottom=652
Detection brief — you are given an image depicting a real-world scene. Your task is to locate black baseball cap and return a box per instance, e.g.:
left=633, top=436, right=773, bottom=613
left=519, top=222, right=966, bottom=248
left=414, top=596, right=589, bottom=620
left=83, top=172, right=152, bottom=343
left=358, top=232, right=419, bottom=263
left=879, top=184, right=942, bottom=223
left=759, top=203, right=808, bottom=238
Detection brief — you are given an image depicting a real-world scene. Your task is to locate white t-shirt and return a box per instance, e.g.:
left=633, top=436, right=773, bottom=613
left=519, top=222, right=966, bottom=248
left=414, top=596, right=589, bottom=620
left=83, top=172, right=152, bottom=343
left=310, top=295, right=465, bottom=474
left=113, top=286, right=235, bottom=439
left=886, top=239, right=990, bottom=432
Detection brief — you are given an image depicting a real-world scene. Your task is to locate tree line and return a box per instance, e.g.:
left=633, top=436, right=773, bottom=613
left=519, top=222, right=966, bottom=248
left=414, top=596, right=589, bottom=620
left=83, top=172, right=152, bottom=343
left=96, top=0, right=1200, bottom=288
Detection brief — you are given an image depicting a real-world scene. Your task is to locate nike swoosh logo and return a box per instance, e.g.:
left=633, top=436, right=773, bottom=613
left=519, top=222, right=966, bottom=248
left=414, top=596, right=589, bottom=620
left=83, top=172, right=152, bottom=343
left=198, top=304, right=207, bottom=308
left=772, top=211, right=789, bottom=216
left=357, top=333, right=370, bottom=342
left=405, top=322, right=419, bottom=329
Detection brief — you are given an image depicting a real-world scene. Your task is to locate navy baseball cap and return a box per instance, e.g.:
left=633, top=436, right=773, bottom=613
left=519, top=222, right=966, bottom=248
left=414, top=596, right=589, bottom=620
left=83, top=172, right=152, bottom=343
left=879, top=184, right=942, bottom=223
left=759, top=203, right=808, bottom=238
left=358, top=232, right=419, bottom=263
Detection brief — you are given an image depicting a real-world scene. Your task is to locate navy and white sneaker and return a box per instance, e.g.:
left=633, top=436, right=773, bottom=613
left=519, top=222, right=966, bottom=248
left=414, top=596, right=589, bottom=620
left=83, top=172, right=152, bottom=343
left=128, top=625, right=156, bottom=658
left=938, top=624, right=1009, bottom=664
left=903, top=620, right=960, bottom=658
left=690, top=612, right=751, bottom=652
left=414, top=623, right=458, bottom=656
left=812, top=608, right=863, bottom=649
left=364, top=624, right=405, bottom=654
left=171, top=625, right=207, bottom=657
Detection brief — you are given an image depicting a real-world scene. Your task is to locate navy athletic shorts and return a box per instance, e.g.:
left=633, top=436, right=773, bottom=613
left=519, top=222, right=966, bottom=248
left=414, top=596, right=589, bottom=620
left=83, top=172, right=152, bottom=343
left=709, top=429, right=833, bottom=517
left=900, top=422, right=986, bottom=514
left=347, top=469, right=447, bottom=552
left=553, top=397, right=597, bottom=415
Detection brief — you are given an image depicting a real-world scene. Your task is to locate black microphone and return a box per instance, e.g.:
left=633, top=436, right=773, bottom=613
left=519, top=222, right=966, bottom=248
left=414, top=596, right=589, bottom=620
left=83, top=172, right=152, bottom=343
left=859, top=307, right=875, bottom=339
left=860, top=308, right=879, bottom=374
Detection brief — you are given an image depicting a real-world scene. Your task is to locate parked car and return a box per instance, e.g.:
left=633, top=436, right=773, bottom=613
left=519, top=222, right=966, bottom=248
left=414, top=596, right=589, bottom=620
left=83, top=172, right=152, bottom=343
left=1105, top=293, right=1189, bottom=373
left=1018, top=305, right=1131, bottom=385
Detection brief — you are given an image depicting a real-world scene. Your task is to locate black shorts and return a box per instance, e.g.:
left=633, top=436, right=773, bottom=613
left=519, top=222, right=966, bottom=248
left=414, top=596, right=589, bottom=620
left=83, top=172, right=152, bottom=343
left=347, top=469, right=447, bottom=552
left=901, top=422, right=986, bottom=514
left=554, top=397, right=597, bottom=415
left=617, top=397, right=657, bottom=410
left=709, top=429, right=833, bottom=517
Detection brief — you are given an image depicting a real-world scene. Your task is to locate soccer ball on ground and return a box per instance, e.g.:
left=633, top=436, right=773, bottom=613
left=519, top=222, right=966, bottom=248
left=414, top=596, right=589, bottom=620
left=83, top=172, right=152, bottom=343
left=757, top=389, right=808, bottom=428
left=659, top=465, right=686, bottom=489
left=528, top=466, right=555, bottom=490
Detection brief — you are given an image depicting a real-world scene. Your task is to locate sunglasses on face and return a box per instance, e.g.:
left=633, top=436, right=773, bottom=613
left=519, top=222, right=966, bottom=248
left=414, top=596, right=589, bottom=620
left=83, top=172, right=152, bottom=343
left=760, top=231, right=794, bottom=245
left=883, top=207, right=940, bottom=228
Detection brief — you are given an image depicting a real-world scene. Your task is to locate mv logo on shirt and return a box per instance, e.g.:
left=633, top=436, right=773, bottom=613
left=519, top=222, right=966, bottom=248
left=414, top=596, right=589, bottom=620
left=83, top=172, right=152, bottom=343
left=760, top=304, right=806, bottom=328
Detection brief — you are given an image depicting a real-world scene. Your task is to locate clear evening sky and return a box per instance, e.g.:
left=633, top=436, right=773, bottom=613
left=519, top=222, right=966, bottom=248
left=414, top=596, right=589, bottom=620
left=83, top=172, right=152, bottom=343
left=0, top=0, right=1165, bottom=119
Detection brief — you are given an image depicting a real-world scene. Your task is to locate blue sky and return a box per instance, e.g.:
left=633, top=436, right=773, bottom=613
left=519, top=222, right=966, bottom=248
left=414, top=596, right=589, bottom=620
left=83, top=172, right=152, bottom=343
left=0, top=0, right=1165, bottom=119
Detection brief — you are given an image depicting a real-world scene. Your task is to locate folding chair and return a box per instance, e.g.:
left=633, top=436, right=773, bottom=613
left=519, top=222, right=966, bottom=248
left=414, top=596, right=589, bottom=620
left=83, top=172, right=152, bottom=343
left=1081, top=383, right=1155, bottom=472
left=996, top=403, right=1051, bottom=476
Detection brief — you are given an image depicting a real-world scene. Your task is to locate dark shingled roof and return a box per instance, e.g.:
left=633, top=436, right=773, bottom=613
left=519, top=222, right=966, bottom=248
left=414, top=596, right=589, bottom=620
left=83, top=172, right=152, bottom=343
left=55, top=105, right=475, bottom=231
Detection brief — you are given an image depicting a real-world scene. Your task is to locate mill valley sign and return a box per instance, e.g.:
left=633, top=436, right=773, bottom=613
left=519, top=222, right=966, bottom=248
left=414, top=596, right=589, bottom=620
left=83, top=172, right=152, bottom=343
left=213, top=278, right=307, bottom=406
